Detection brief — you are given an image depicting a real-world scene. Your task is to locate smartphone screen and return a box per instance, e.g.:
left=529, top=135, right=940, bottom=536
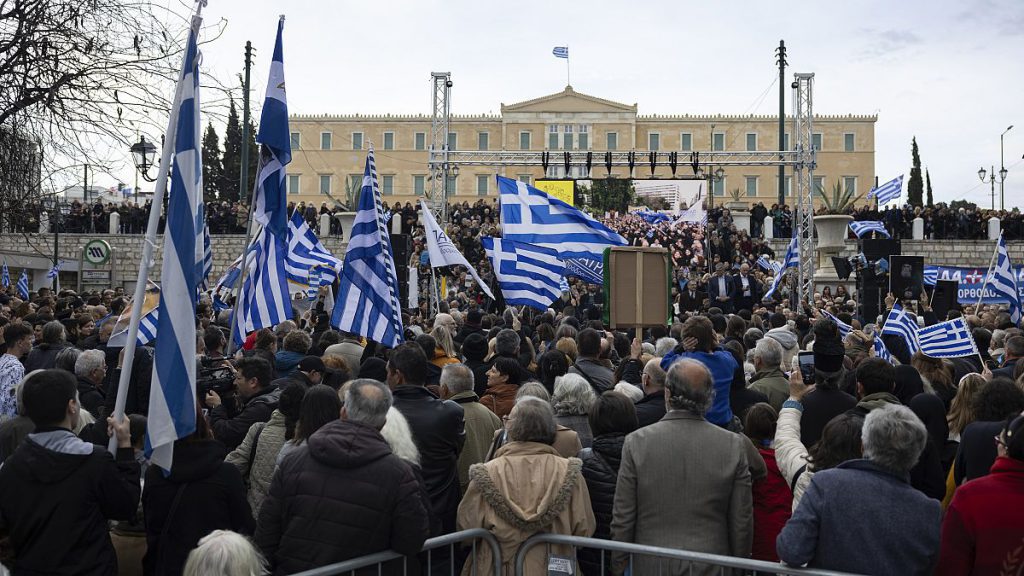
left=798, top=351, right=815, bottom=383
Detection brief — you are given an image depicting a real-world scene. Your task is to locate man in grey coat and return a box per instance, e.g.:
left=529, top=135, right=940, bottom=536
left=610, top=358, right=753, bottom=575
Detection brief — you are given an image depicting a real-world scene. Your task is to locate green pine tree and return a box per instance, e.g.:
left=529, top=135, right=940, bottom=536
left=908, top=137, right=924, bottom=207
left=201, top=123, right=224, bottom=203
left=221, top=98, right=242, bottom=202
left=925, top=168, right=933, bottom=207
left=246, top=118, right=259, bottom=200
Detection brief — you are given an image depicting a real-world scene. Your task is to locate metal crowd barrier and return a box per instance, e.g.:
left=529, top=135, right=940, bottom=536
left=290, top=528, right=502, bottom=576
left=513, top=534, right=861, bottom=576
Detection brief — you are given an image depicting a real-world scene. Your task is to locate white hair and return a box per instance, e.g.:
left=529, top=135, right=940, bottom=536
left=753, top=337, right=783, bottom=370
left=552, top=373, right=597, bottom=416
left=380, top=406, right=420, bottom=466
left=614, top=381, right=644, bottom=403
left=862, top=404, right=928, bottom=475
left=74, top=349, right=106, bottom=379
left=655, top=337, right=678, bottom=357
left=183, top=530, right=266, bottom=576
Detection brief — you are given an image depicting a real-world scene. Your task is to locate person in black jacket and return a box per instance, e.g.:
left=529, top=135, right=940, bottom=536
left=386, top=342, right=465, bottom=534
left=0, top=369, right=140, bottom=575
left=634, top=358, right=668, bottom=428
left=74, top=349, right=108, bottom=416
left=142, top=408, right=254, bottom=576
left=207, top=357, right=281, bottom=451
left=23, top=320, right=73, bottom=372
left=578, top=391, right=638, bottom=576
left=256, top=379, right=430, bottom=575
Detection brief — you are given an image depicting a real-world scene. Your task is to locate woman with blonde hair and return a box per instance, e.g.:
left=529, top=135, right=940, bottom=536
left=947, top=373, right=986, bottom=441
left=555, top=337, right=578, bottom=363
left=911, top=351, right=956, bottom=409
left=428, top=325, right=459, bottom=369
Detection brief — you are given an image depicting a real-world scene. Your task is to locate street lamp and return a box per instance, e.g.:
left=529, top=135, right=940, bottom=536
left=1000, top=125, right=1013, bottom=211
left=130, top=136, right=158, bottom=182
left=978, top=166, right=996, bottom=210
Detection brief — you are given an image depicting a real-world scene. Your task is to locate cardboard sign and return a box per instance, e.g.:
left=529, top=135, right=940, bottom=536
left=603, top=246, right=672, bottom=329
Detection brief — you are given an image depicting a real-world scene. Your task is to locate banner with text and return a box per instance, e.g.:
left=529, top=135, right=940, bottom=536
left=926, top=265, right=1024, bottom=303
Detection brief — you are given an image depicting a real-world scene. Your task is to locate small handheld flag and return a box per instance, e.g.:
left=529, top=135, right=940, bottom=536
left=918, top=317, right=978, bottom=359
left=17, top=270, right=29, bottom=300
left=867, top=175, right=903, bottom=206
left=1, top=261, right=9, bottom=288
left=849, top=220, right=891, bottom=239
left=881, top=302, right=920, bottom=355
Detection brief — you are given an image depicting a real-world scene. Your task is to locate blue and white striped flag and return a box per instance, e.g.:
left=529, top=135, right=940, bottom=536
left=482, top=237, right=566, bottom=311
left=755, top=255, right=771, bottom=271
left=307, top=267, right=321, bottom=301
left=763, top=236, right=799, bottom=300
left=874, top=336, right=894, bottom=365
left=559, top=276, right=570, bottom=293
left=499, top=175, right=625, bottom=284
left=108, top=283, right=161, bottom=347
left=923, top=266, right=938, bottom=287
left=986, top=232, right=1022, bottom=326
left=286, top=209, right=343, bottom=285
left=564, top=257, right=603, bottom=285
left=46, top=261, right=61, bottom=279
left=918, top=317, right=978, bottom=359
left=16, top=270, right=28, bottom=300
left=867, top=175, right=903, bottom=206
left=552, top=46, right=569, bottom=59
left=200, top=222, right=213, bottom=289
left=1, top=261, right=8, bottom=288
left=821, top=309, right=853, bottom=339
left=849, top=220, right=890, bottom=239
left=233, top=18, right=293, bottom=344
left=331, top=147, right=405, bottom=348
left=146, top=17, right=203, bottom=472
left=881, top=301, right=920, bottom=355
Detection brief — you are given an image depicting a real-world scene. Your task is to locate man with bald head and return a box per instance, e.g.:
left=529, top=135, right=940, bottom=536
left=611, top=359, right=755, bottom=575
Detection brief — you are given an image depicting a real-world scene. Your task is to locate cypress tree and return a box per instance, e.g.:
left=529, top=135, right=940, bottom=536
left=925, top=168, right=933, bottom=207
left=908, top=137, right=923, bottom=207
left=221, top=98, right=242, bottom=202
left=201, top=123, right=224, bottom=203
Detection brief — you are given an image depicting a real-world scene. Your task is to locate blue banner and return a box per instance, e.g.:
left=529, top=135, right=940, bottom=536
left=925, top=265, right=1024, bottom=303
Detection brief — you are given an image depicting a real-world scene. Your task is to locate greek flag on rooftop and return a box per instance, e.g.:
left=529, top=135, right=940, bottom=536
left=331, top=147, right=405, bottom=348
left=918, top=317, right=978, bottom=358
left=17, top=270, right=28, bottom=300
left=233, top=17, right=293, bottom=344
left=764, top=236, right=799, bottom=300
left=482, top=237, right=566, bottom=311
left=867, top=175, right=903, bottom=206
left=821, top=309, right=852, bottom=339
left=552, top=46, right=569, bottom=58
left=146, top=17, right=202, bottom=472
left=286, top=210, right=343, bottom=285
left=498, top=175, right=625, bottom=284
left=849, top=220, right=890, bottom=239
left=874, top=336, right=894, bottom=365
left=987, top=232, right=1021, bottom=326
left=882, top=301, right=920, bottom=355
left=1, top=261, right=8, bottom=288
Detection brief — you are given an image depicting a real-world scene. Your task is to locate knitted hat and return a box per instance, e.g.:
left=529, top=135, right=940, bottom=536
left=461, top=332, right=487, bottom=361
left=813, top=335, right=846, bottom=373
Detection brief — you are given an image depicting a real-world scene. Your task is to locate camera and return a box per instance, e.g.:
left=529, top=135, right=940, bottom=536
left=197, top=363, right=235, bottom=397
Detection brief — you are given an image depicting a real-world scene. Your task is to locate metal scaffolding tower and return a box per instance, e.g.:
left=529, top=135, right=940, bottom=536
left=792, top=73, right=816, bottom=304
left=429, top=72, right=452, bottom=225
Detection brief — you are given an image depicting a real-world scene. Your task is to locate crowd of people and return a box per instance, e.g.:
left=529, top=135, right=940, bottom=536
left=0, top=267, right=1022, bottom=575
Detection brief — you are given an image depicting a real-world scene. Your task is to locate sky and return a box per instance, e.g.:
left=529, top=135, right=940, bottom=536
left=98, top=0, right=1024, bottom=208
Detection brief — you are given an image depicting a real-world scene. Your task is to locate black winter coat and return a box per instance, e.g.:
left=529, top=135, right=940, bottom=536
left=142, top=440, right=255, bottom=576
left=634, top=392, right=667, bottom=428
left=0, top=429, right=140, bottom=576
left=391, top=385, right=465, bottom=533
left=23, top=342, right=72, bottom=372
left=255, top=419, right=430, bottom=575
left=209, top=386, right=281, bottom=451
left=77, top=376, right=106, bottom=416
left=578, top=434, right=626, bottom=576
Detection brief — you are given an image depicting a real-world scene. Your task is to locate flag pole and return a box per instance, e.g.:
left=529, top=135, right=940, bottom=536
left=566, top=45, right=571, bottom=86
left=973, top=231, right=1001, bottom=314
left=226, top=172, right=263, bottom=354
left=108, top=7, right=204, bottom=453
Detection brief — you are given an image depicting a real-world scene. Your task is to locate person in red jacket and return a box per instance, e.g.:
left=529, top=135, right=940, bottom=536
left=938, top=413, right=1024, bottom=575
left=743, top=402, right=792, bottom=562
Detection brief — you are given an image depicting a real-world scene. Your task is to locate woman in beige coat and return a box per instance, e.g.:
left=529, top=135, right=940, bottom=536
left=458, top=396, right=595, bottom=576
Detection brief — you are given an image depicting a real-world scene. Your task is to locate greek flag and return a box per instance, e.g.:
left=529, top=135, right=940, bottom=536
left=553, top=46, right=569, bottom=59
left=17, top=270, right=28, bottom=300
left=821, top=309, right=853, bottom=339
left=307, top=267, right=321, bottom=301
left=233, top=18, right=293, bottom=344
left=881, top=301, right=920, bottom=355
left=46, top=261, right=61, bottom=279
left=200, top=222, right=212, bottom=288
left=849, top=220, right=890, bottom=239
left=874, top=336, right=894, bottom=365
left=867, top=175, right=903, bottom=206
left=108, top=284, right=161, bottom=347
left=918, top=317, right=978, bottom=359
left=923, top=266, right=938, bottom=287
left=146, top=18, right=202, bottom=471
left=1, top=261, right=8, bottom=288
left=499, top=175, right=625, bottom=284
left=331, top=147, right=405, bottom=348
left=482, top=237, right=565, bottom=311
left=636, top=210, right=670, bottom=224
left=559, top=276, right=570, bottom=293
left=764, top=236, right=799, bottom=300
left=756, top=255, right=771, bottom=271
left=986, top=232, right=1021, bottom=326
left=286, top=209, right=343, bottom=285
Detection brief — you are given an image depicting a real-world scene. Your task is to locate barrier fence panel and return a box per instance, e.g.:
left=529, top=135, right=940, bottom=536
left=513, top=534, right=863, bottom=576
left=290, top=528, right=502, bottom=576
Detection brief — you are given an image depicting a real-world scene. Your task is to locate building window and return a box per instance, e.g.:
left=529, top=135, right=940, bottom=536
left=548, top=125, right=559, bottom=149
left=784, top=133, right=790, bottom=151
left=352, top=132, right=363, bottom=150
left=287, top=174, right=300, bottom=195
left=843, top=176, right=857, bottom=194
left=648, top=133, right=660, bottom=151
left=712, top=132, right=725, bottom=151
left=713, top=177, right=725, bottom=196
left=478, top=132, right=489, bottom=151
left=413, top=175, right=425, bottom=196
left=518, top=174, right=532, bottom=184
left=319, top=174, right=331, bottom=194
left=680, top=132, right=692, bottom=151
left=381, top=175, right=394, bottom=195
left=445, top=175, right=457, bottom=194
left=812, top=133, right=823, bottom=151
left=476, top=175, right=489, bottom=196
left=784, top=176, right=792, bottom=197
left=578, top=125, right=589, bottom=150
left=414, top=132, right=426, bottom=151
left=519, top=131, right=531, bottom=150
left=606, top=132, right=618, bottom=151
left=813, top=175, right=825, bottom=192
left=844, top=133, right=855, bottom=152
left=290, top=132, right=301, bottom=150
left=383, top=132, right=395, bottom=150
left=746, top=133, right=757, bottom=152
left=348, top=174, right=361, bottom=194
left=745, top=176, right=758, bottom=197
left=563, top=124, right=573, bottom=150
left=447, top=132, right=457, bottom=150
left=320, top=132, right=332, bottom=150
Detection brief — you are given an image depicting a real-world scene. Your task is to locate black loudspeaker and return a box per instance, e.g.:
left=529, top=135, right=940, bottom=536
left=932, top=279, right=960, bottom=320
left=861, top=285, right=882, bottom=324
left=862, top=238, right=901, bottom=261
left=832, top=256, right=854, bottom=281
left=390, top=233, right=412, bottom=308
